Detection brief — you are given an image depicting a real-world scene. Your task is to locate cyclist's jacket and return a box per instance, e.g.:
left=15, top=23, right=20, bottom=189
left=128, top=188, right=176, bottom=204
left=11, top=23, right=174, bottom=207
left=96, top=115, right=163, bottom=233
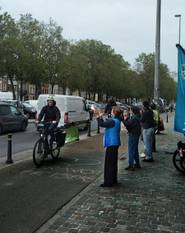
left=38, top=105, right=61, bottom=123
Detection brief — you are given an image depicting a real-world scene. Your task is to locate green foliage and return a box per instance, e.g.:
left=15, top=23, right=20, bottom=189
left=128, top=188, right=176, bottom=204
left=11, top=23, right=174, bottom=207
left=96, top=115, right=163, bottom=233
left=0, top=9, right=177, bottom=102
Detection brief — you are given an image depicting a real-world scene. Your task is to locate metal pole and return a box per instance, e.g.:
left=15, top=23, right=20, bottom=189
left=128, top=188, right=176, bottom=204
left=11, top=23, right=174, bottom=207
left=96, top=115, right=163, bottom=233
left=175, top=14, right=182, bottom=45
left=87, top=120, right=91, bottom=137
left=6, top=134, right=13, bottom=164
left=179, top=15, right=181, bottom=45
left=154, top=0, right=161, bottom=103
left=97, top=120, right=100, bottom=134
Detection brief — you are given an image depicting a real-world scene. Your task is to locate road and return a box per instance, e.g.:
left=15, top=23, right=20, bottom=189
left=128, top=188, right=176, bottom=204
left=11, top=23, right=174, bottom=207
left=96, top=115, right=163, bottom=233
left=0, top=123, right=39, bottom=159
left=0, top=122, right=91, bottom=160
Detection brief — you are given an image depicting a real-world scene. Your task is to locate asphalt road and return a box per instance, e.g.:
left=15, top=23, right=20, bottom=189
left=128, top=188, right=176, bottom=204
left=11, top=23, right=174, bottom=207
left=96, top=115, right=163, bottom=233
left=0, top=123, right=90, bottom=159
left=0, top=134, right=107, bottom=233
left=0, top=123, right=38, bottom=159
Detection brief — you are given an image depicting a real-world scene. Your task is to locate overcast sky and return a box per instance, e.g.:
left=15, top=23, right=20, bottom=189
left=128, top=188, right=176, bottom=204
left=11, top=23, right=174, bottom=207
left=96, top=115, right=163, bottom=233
left=0, top=0, right=184, bottom=72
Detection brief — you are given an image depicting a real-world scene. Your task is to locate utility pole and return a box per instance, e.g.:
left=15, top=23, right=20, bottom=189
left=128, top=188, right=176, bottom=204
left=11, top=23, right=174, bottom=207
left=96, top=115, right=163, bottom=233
left=174, top=14, right=181, bottom=45
left=154, top=0, right=161, bottom=103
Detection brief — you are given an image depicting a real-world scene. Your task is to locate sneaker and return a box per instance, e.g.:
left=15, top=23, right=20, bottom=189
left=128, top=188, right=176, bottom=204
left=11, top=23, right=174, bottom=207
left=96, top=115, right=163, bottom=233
left=143, top=158, right=154, bottom=162
left=100, top=183, right=113, bottom=187
left=119, top=156, right=127, bottom=160
left=140, top=153, right=146, bottom=158
left=134, top=164, right=141, bottom=169
left=125, top=166, right=135, bottom=171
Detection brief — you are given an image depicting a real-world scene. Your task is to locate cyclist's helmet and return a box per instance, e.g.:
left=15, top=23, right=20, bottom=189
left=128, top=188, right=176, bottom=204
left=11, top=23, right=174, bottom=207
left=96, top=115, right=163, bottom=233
left=47, top=95, right=56, bottom=105
left=47, top=95, right=55, bottom=101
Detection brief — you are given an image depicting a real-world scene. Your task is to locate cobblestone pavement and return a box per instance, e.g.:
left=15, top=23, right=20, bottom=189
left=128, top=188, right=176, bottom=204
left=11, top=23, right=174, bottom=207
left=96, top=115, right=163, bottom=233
left=36, top=113, right=185, bottom=233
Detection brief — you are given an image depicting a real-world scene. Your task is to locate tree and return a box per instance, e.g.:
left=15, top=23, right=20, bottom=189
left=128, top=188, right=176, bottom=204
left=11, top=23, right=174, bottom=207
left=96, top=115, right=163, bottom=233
left=0, top=11, right=20, bottom=99
left=17, top=14, right=47, bottom=98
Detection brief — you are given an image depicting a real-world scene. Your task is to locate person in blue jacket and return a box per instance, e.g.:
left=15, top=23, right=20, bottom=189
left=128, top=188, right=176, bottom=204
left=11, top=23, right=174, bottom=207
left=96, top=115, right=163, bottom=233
left=95, top=106, right=122, bottom=187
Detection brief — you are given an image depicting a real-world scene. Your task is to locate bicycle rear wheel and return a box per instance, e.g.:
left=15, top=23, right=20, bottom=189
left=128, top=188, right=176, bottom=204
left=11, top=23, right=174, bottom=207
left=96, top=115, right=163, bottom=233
left=51, top=142, right=60, bottom=160
left=180, top=156, right=185, bottom=172
left=172, top=150, right=185, bottom=174
left=33, top=139, right=45, bottom=167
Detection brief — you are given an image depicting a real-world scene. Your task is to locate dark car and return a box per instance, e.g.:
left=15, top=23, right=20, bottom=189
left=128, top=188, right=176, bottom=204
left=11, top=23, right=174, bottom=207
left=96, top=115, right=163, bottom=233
left=22, top=102, right=37, bottom=119
left=0, top=102, right=28, bottom=134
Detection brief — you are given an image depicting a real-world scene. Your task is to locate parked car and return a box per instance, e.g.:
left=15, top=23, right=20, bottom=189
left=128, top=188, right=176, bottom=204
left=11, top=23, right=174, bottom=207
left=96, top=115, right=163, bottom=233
left=24, top=100, right=38, bottom=112
left=37, top=94, right=89, bottom=130
left=85, top=99, right=96, bottom=110
left=22, top=102, right=37, bottom=119
left=0, top=101, right=28, bottom=134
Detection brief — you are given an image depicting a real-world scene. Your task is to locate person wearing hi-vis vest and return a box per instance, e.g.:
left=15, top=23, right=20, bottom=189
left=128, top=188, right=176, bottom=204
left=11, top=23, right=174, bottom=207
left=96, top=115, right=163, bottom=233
left=95, top=106, right=122, bottom=187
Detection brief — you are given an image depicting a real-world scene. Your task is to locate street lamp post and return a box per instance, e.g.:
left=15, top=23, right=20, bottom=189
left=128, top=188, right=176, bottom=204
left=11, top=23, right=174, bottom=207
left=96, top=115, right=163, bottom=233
left=154, top=0, right=161, bottom=103
left=174, top=14, right=182, bottom=45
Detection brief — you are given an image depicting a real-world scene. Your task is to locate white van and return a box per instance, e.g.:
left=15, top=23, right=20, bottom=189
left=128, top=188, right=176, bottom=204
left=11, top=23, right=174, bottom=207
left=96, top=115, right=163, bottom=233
left=37, top=94, right=89, bottom=129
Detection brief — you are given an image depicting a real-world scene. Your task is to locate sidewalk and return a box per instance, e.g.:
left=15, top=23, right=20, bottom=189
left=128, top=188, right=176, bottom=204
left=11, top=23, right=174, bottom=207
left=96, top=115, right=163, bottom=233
left=36, top=113, right=185, bottom=233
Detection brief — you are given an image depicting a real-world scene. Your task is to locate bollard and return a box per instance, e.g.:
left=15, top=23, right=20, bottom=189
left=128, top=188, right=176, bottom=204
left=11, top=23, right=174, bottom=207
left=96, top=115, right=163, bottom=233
left=87, top=120, right=91, bottom=137
left=166, top=112, right=168, bottom=123
left=97, top=120, right=100, bottom=134
left=6, top=134, right=13, bottom=164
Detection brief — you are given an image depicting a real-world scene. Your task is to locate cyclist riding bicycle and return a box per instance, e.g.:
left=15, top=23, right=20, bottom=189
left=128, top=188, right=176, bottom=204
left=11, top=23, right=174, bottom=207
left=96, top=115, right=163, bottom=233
left=36, top=95, right=61, bottom=153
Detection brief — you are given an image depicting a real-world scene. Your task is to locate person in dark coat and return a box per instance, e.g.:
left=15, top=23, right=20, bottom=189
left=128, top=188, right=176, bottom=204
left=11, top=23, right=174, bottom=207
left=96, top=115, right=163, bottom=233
left=122, top=106, right=141, bottom=170
left=140, top=101, right=156, bottom=162
left=104, top=99, right=117, bottom=118
left=95, top=106, right=122, bottom=187
left=37, top=96, right=61, bottom=151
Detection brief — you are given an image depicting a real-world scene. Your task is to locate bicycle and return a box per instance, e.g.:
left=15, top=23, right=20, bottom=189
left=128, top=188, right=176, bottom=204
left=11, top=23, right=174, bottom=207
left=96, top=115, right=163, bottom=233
left=172, top=141, right=185, bottom=174
left=33, top=122, right=66, bottom=167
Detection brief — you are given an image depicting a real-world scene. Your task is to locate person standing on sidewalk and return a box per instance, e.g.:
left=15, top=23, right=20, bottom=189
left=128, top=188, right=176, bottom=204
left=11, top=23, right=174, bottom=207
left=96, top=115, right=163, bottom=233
left=95, top=106, right=122, bottom=187
left=122, top=106, right=141, bottom=170
left=140, top=101, right=156, bottom=162
left=104, top=99, right=117, bottom=118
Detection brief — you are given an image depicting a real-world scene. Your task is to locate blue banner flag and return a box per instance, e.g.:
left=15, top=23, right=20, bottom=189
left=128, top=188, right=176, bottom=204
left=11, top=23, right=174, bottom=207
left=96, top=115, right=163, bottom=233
left=174, top=44, right=185, bottom=134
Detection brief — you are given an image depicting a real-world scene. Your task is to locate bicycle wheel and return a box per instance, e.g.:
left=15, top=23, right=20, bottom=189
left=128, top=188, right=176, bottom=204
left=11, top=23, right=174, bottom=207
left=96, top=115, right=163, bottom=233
left=33, top=139, right=45, bottom=167
left=180, top=156, right=185, bottom=172
left=172, top=150, right=185, bottom=174
left=51, top=141, right=60, bottom=160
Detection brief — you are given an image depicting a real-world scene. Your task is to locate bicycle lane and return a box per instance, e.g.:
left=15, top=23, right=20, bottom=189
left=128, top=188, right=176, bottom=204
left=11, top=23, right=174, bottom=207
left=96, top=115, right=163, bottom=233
left=0, top=131, right=128, bottom=233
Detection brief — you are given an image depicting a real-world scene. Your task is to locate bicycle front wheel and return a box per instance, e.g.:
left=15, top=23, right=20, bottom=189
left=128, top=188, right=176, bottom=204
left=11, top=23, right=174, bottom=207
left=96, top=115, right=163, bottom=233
left=172, top=150, right=185, bottom=174
left=51, top=142, right=60, bottom=160
left=33, top=139, right=45, bottom=167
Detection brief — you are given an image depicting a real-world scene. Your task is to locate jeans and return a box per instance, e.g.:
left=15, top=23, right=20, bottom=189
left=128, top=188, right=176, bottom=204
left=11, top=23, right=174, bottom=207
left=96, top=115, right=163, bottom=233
left=44, top=123, right=58, bottom=150
left=142, top=127, right=155, bottom=159
left=128, top=134, right=140, bottom=166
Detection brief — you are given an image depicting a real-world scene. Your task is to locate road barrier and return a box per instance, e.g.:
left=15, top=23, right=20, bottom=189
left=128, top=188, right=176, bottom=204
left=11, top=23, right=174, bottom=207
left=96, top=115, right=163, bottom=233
left=6, top=134, right=13, bottom=164
left=87, top=120, right=91, bottom=137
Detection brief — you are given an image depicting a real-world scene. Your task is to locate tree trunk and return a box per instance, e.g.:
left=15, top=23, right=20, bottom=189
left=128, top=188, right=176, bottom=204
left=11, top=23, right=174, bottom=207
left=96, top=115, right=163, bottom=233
left=35, top=83, right=41, bottom=99
left=78, top=89, right=81, bottom=97
left=9, top=76, right=16, bottom=100
left=20, top=79, right=23, bottom=101
left=51, top=83, right=54, bottom=94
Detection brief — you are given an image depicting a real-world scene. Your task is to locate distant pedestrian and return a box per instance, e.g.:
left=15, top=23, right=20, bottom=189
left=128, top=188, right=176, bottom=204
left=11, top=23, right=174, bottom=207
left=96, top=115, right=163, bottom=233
left=95, top=106, right=122, bottom=187
left=119, top=109, right=130, bottom=160
left=122, top=106, right=141, bottom=170
left=104, top=99, right=117, bottom=118
left=140, top=101, right=156, bottom=162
